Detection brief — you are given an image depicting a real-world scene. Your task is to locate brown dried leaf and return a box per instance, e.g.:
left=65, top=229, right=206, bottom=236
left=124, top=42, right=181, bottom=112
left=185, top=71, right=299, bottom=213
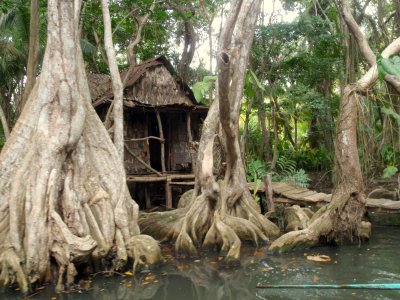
left=306, top=255, right=331, bottom=262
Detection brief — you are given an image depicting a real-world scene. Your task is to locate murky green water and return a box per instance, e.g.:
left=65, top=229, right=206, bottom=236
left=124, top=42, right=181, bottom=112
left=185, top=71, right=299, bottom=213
left=4, top=226, right=400, bottom=300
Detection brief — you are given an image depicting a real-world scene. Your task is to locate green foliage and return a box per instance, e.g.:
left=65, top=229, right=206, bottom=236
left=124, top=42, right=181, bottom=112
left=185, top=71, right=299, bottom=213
left=382, top=166, right=398, bottom=179
left=288, top=147, right=332, bottom=171
left=244, top=156, right=311, bottom=188
left=380, top=106, right=400, bottom=125
left=274, top=168, right=311, bottom=188
left=192, top=75, right=217, bottom=104
left=378, top=55, right=400, bottom=79
left=379, top=144, right=400, bottom=178
left=381, top=144, right=397, bottom=165
left=269, top=156, right=311, bottom=188
left=246, top=159, right=268, bottom=182
left=274, top=155, right=296, bottom=175
left=246, top=159, right=268, bottom=203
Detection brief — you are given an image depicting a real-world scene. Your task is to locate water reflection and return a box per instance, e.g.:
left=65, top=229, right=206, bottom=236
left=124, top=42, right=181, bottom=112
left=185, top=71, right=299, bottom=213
left=3, top=226, right=400, bottom=300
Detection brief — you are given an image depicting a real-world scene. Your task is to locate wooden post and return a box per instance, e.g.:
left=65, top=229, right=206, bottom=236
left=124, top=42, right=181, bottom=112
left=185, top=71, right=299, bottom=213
left=186, top=111, right=196, bottom=171
left=144, top=185, right=151, bottom=209
left=165, top=177, right=173, bottom=209
left=156, top=111, right=166, bottom=173
left=263, top=174, right=275, bottom=212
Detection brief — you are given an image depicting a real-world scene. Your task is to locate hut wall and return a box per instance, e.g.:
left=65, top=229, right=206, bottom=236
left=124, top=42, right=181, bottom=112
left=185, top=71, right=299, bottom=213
left=169, top=113, right=192, bottom=172
left=124, top=111, right=150, bottom=174
left=129, top=66, right=193, bottom=106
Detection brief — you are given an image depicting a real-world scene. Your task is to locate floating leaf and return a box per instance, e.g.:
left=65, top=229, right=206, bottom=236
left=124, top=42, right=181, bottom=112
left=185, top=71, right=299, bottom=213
left=306, top=254, right=331, bottom=262
left=144, top=275, right=156, bottom=281
left=313, top=275, right=320, bottom=283
left=124, top=271, right=133, bottom=276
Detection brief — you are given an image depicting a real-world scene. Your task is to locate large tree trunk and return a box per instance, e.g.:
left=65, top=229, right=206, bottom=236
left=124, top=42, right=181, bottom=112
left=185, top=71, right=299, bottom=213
left=139, top=0, right=279, bottom=261
left=269, top=37, right=400, bottom=252
left=0, top=0, right=161, bottom=293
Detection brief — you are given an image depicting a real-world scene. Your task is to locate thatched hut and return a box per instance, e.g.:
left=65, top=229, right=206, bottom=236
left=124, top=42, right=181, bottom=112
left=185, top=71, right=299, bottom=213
left=88, top=56, right=208, bottom=209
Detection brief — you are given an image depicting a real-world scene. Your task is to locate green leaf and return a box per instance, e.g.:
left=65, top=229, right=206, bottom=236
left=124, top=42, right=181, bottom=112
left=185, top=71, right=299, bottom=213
left=382, top=166, right=398, bottom=179
left=192, top=76, right=216, bottom=104
left=381, top=106, right=400, bottom=125
left=378, top=55, right=400, bottom=78
left=248, top=69, right=264, bottom=90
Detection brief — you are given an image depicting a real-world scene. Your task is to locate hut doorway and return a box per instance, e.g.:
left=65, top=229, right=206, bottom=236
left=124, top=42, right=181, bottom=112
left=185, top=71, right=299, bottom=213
left=148, top=112, right=169, bottom=172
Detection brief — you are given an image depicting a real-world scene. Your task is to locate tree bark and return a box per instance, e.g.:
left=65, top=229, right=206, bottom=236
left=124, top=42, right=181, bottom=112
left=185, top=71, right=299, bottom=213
left=139, top=0, right=279, bottom=261
left=179, top=17, right=197, bottom=83
left=0, top=0, right=161, bottom=292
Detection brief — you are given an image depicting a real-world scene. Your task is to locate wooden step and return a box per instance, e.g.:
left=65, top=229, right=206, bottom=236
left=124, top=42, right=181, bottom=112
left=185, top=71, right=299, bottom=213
left=303, top=192, right=329, bottom=203
left=282, top=188, right=310, bottom=198
left=273, top=183, right=298, bottom=194
left=287, top=190, right=318, bottom=200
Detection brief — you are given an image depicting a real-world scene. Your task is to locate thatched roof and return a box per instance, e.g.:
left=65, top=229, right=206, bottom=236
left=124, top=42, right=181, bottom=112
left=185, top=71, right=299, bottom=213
left=88, top=56, right=201, bottom=109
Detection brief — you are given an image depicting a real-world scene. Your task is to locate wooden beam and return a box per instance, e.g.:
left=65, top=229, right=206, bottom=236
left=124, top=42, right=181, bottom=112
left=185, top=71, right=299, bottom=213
left=124, top=143, right=163, bottom=176
left=169, top=181, right=195, bottom=186
left=126, top=176, right=166, bottom=182
left=165, top=178, right=173, bottom=209
left=145, top=185, right=151, bottom=209
left=125, top=136, right=164, bottom=142
left=186, top=112, right=196, bottom=171
left=156, top=111, right=166, bottom=173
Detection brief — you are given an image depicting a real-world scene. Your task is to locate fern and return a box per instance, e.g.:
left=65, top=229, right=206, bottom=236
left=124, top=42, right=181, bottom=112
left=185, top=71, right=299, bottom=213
left=247, top=157, right=311, bottom=188
left=274, top=169, right=311, bottom=188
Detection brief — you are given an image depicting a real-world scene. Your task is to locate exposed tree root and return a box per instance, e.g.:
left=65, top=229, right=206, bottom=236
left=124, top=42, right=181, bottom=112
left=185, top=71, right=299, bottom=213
left=140, top=180, right=280, bottom=261
left=269, top=189, right=369, bottom=253
left=141, top=0, right=277, bottom=262
left=284, top=205, right=311, bottom=232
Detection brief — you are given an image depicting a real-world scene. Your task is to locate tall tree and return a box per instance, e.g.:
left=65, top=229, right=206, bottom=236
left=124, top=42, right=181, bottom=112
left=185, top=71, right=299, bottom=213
left=0, top=0, right=161, bottom=292
left=269, top=0, right=400, bottom=252
left=140, top=0, right=279, bottom=261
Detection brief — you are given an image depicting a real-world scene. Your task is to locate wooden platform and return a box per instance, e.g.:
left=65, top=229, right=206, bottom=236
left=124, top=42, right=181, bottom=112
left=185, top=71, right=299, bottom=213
left=248, top=181, right=400, bottom=221
left=127, top=173, right=195, bottom=209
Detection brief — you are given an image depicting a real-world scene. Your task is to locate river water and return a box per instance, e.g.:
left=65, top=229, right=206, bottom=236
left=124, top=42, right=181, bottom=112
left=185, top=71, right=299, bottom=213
left=4, top=226, right=400, bottom=300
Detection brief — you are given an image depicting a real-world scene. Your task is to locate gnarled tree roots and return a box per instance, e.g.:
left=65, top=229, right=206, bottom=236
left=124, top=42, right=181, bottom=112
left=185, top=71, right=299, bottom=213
left=139, top=179, right=280, bottom=262
left=269, top=189, right=371, bottom=253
